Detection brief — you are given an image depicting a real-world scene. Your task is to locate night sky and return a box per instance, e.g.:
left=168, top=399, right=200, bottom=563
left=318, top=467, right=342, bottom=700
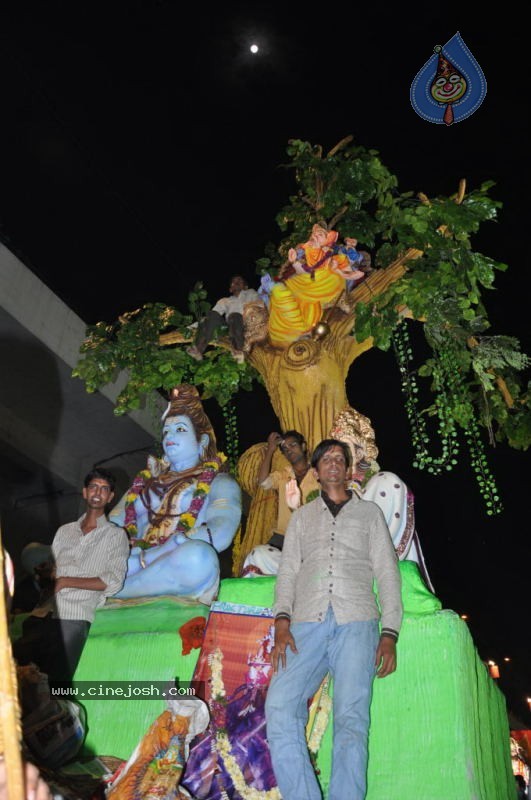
left=1, top=3, right=529, bottom=723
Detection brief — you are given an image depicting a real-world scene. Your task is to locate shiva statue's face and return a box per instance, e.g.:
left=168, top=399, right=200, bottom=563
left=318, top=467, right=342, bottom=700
left=162, top=415, right=209, bottom=471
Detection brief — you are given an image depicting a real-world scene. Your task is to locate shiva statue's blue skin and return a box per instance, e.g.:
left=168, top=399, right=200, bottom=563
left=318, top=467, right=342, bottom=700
left=110, top=414, right=241, bottom=603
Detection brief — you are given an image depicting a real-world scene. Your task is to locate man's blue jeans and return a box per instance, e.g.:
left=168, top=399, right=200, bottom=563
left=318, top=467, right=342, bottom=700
left=265, top=606, right=379, bottom=800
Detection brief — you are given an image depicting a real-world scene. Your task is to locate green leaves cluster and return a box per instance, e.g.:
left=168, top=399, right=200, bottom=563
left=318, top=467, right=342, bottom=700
left=257, top=137, right=398, bottom=272
left=355, top=183, right=507, bottom=347
left=471, top=336, right=531, bottom=390
left=256, top=137, right=530, bottom=451
left=73, top=287, right=257, bottom=415
left=393, top=323, right=503, bottom=514
left=488, top=379, right=531, bottom=450
left=346, top=178, right=529, bottom=450
left=415, top=337, right=531, bottom=451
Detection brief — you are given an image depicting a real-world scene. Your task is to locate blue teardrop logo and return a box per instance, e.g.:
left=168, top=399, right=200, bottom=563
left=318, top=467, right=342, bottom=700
left=410, top=32, right=487, bottom=125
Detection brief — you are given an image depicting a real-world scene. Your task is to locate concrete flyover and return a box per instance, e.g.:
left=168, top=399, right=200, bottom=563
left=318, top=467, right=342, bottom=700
left=0, top=241, right=160, bottom=567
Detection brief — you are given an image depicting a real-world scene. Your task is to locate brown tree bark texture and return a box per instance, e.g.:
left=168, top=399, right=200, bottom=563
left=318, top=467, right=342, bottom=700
left=234, top=251, right=418, bottom=572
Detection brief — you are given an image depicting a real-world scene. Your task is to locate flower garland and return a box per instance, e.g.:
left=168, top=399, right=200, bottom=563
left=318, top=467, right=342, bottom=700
left=124, top=457, right=225, bottom=543
left=305, top=488, right=320, bottom=505
left=178, top=459, right=222, bottom=537
left=306, top=677, right=332, bottom=755
left=208, top=648, right=281, bottom=800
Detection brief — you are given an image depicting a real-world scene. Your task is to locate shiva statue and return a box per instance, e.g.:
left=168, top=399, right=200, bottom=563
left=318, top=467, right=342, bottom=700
left=110, top=385, right=241, bottom=603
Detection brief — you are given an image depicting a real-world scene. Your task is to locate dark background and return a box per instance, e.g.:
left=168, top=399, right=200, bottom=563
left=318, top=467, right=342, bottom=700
left=1, top=3, right=529, bottom=723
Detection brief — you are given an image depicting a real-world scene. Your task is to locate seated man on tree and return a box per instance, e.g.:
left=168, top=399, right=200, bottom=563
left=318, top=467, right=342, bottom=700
left=187, top=275, right=259, bottom=363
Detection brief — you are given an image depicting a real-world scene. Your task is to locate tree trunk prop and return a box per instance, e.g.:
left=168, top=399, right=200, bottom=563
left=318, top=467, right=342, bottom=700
left=234, top=249, right=420, bottom=573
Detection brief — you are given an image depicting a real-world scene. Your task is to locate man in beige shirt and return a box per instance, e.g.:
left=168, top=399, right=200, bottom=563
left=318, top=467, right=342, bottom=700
left=265, top=439, right=402, bottom=800
left=13, top=469, right=129, bottom=683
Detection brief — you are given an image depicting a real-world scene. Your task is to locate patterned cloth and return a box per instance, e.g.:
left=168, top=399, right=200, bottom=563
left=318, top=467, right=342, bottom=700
left=181, top=603, right=277, bottom=799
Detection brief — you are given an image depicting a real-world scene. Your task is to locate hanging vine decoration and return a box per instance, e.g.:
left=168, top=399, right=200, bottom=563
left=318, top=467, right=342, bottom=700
left=464, top=416, right=503, bottom=515
left=438, top=339, right=503, bottom=515
left=393, top=321, right=503, bottom=515
left=222, top=400, right=240, bottom=474
left=392, top=322, right=459, bottom=474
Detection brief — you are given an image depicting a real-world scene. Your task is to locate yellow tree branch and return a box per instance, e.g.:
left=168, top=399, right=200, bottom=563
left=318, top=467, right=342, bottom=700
left=326, top=247, right=423, bottom=347
left=326, top=135, right=354, bottom=158
left=492, top=374, right=515, bottom=408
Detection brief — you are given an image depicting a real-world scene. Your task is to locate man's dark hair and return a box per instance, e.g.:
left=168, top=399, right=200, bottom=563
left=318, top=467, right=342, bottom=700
left=311, top=439, right=352, bottom=470
left=231, top=274, right=248, bottom=287
left=84, top=468, right=116, bottom=492
left=280, top=430, right=306, bottom=449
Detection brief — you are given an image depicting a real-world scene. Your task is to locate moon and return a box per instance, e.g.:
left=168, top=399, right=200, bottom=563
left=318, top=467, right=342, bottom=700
left=250, top=44, right=259, bottom=54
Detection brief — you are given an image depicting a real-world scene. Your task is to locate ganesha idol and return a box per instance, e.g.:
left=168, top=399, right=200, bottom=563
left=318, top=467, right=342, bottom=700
left=110, top=385, right=241, bottom=604
left=267, top=223, right=366, bottom=347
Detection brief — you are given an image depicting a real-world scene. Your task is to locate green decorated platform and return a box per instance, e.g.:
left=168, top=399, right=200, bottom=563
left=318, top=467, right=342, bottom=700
left=70, top=563, right=514, bottom=798
left=74, top=597, right=209, bottom=759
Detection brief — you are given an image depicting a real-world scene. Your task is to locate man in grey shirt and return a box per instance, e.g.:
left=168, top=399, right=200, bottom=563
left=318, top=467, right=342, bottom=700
left=14, top=468, right=129, bottom=683
left=265, top=439, right=403, bottom=800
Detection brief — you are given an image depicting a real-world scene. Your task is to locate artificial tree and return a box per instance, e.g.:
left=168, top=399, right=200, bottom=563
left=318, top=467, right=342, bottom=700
left=74, top=136, right=530, bottom=554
